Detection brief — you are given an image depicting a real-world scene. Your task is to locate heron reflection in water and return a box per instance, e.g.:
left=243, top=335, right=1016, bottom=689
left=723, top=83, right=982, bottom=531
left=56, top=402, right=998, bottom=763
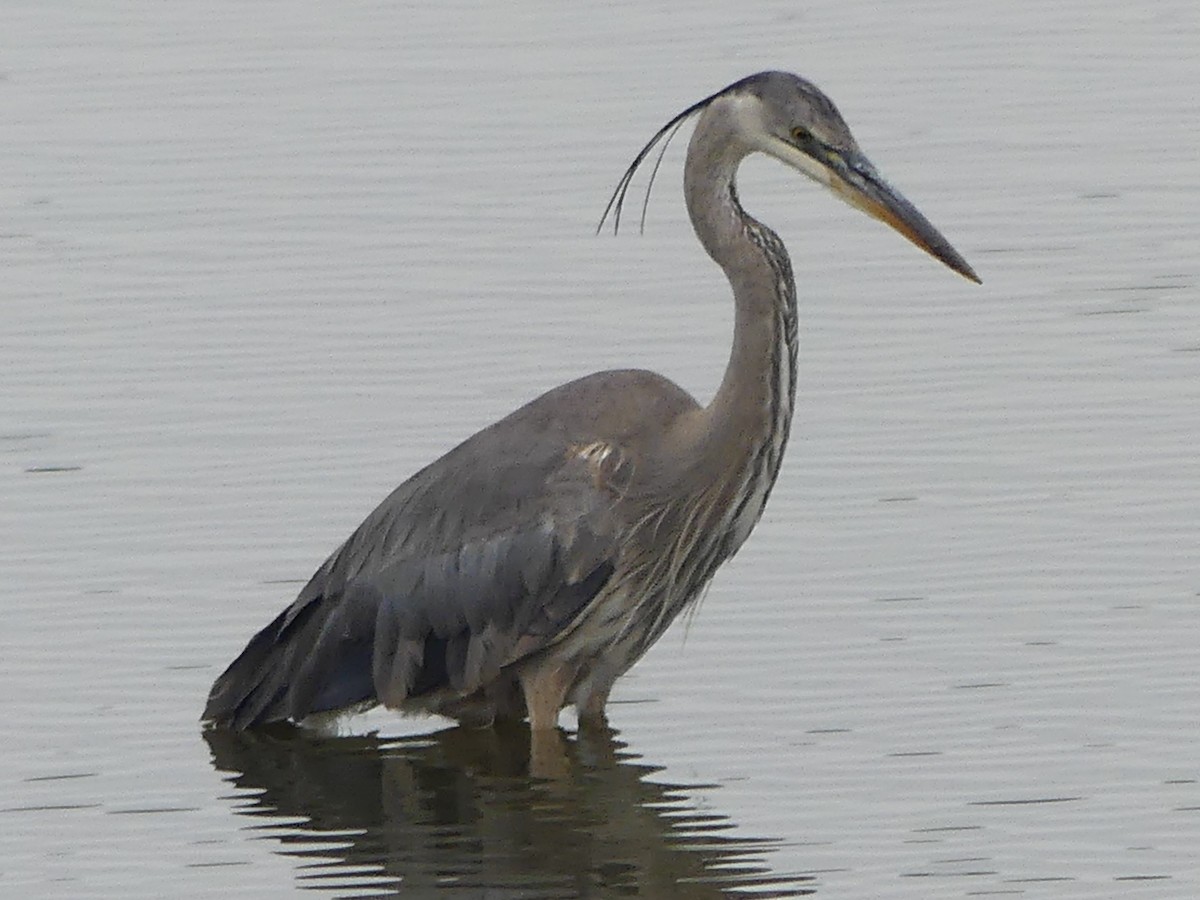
left=204, top=724, right=817, bottom=896
left=204, top=71, right=978, bottom=734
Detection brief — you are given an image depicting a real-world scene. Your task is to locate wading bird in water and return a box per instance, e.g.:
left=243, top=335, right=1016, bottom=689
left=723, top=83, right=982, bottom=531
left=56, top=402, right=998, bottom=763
left=204, top=71, right=979, bottom=734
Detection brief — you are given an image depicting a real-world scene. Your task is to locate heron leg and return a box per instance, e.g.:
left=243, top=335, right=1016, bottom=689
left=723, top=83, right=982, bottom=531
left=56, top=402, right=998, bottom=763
left=528, top=727, right=570, bottom=780
left=576, top=686, right=612, bottom=732
left=519, top=662, right=572, bottom=732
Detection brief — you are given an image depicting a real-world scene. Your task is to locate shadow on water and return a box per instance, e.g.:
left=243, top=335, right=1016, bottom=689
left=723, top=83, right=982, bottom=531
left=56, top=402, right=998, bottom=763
left=203, top=723, right=815, bottom=897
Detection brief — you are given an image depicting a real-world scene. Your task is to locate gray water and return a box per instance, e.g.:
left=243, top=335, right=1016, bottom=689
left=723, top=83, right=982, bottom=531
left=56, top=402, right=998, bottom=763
left=3, top=1, right=1199, bottom=897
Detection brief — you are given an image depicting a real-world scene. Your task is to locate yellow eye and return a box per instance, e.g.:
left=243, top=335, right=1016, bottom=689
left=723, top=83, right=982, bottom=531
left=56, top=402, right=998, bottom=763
left=791, top=126, right=813, bottom=143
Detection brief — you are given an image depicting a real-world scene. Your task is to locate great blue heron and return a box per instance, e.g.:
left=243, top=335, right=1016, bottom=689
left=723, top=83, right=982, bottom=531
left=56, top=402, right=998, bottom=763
left=203, top=71, right=978, bottom=734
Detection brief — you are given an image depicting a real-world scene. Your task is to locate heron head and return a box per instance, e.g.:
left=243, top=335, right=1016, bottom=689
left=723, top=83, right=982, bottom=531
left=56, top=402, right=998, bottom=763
left=727, top=71, right=980, bottom=283
left=601, top=71, right=979, bottom=285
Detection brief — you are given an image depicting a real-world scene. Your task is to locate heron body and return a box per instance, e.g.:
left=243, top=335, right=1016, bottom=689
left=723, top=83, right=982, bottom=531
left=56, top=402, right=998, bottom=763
left=204, top=71, right=977, bottom=733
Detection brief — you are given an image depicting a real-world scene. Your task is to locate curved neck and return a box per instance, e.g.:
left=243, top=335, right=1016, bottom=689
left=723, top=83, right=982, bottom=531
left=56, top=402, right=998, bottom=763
left=679, top=102, right=799, bottom=496
left=620, top=99, right=802, bottom=636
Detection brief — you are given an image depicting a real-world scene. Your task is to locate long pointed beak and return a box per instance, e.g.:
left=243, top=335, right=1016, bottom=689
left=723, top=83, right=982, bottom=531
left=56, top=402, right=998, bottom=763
left=830, top=151, right=980, bottom=284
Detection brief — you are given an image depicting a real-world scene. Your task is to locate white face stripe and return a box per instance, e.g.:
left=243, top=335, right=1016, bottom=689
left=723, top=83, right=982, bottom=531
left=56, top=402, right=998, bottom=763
left=767, top=137, right=837, bottom=190
left=724, top=93, right=840, bottom=193
left=725, top=92, right=768, bottom=142
left=723, top=89, right=897, bottom=234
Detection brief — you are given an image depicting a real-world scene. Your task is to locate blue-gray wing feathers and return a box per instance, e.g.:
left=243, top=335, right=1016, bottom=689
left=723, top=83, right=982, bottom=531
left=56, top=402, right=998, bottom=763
left=202, top=369, right=697, bottom=730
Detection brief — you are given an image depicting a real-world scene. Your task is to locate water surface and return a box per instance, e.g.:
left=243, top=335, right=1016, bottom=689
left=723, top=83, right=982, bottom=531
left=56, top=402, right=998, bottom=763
left=3, top=1, right=1198, bottom=897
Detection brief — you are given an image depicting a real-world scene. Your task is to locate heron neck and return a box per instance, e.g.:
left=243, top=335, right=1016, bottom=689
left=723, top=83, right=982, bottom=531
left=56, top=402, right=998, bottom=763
left=682, top=128, right=799, bottom=493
